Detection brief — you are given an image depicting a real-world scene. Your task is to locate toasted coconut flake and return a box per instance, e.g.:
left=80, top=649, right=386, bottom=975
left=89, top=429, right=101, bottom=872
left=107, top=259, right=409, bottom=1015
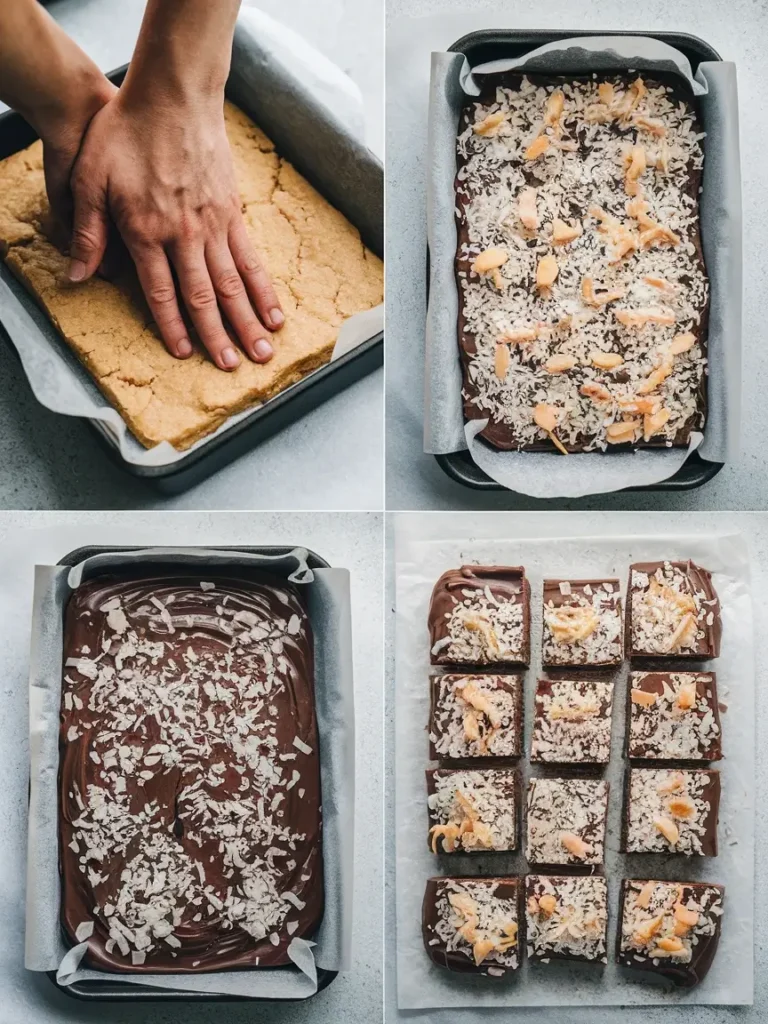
left=670, top=332, right=696, bottom=355
left=545, top=354, right=577, bottom=374
left=474, top=110, right=507, bottom=136
left=590, top=350, right=624, bottom=370
left=643, top=407, right=671, bottom=442
left=606, top=419, right=641, bottom=444
left=518, top=186, right=539, bottom=231
left=615, top=308, right=676, bottom=329
left=635, top=881, right=656, bottom=909
left=631, top=688, right=658, bottom=707
left=552, top=217, right=582, bottom=245
left=624, top=144, right=647, bottom=195
left=560, top=831, right=593, bottom=859
left=654, top=815, right=680, bottom=844
left=525, top=135, right=550, bottom=160
left=536, top=254, right=559, bottom=292
left=495, top=343, right=511, bottom=379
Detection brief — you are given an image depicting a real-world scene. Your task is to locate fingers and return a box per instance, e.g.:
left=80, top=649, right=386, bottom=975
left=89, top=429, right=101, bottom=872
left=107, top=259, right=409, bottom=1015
left=68, top=182, right=109, bottom=283
left=129, top=243, right=193, bottom=359
left=228, top=220, right=283, bottom=332
left=171, top=242, right=241, bottom=371
left=205, top=242, right=274, bottom=364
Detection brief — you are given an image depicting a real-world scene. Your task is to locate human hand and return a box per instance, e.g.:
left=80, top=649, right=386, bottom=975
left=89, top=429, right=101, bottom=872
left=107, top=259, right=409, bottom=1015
left=67, top=91, right=283, bottom=370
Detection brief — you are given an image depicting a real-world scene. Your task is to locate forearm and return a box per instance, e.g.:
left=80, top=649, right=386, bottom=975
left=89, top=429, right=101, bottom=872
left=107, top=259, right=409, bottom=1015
left=121, top=0, right=241, bottom=109
left=0, top=0, right=111, bottom=143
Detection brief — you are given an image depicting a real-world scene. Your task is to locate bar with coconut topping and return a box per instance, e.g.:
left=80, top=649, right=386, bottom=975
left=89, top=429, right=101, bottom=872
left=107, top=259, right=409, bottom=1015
left=59, top=573, right=322, bottom=973
left=428, top=565, right=531, bottom=666
left=621, top=767, right=720, bottom=856
left=530, top=678, right=615, bottom=766
left=525, top=874, right=608, bottom=964
left=422, top=876, right=522, bottom=976
left=626, top=560, right=721, bottom=658
left=542, top=578, right=623, bottom=667
left=627, top=671, right=722, bottom=762
left=429, top=674, right=523, bottom=761
left=525, top=776, right=608, bottom=866
left=426, top=767, right=520, bottom=853
left=616, top=878, right=724, bottom=987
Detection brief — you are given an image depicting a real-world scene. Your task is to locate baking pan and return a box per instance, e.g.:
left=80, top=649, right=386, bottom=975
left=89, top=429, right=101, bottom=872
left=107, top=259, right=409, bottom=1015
left=0, top=49, right=383, bottom=495
left=48, top=544, right=336, bottom=1002
left=433, top=29, right=724, bottom=495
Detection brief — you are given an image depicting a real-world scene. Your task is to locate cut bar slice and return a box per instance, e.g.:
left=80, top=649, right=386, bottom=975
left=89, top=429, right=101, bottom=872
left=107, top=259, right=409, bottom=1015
left=542, top=578, right=623, bottom=667
left=626, top=560, right=721, bottom=658
left=617, top=878, right=724, bottom=987
left=525, top=874, right=608, bottom=964
left=621, top=767, right=720, bottom=856
left=422, top=876, right=522, bottom=976
left=429, top=673, right=523, bottom=761
left=525, top=776, right=608, bottom=866
left=426, top=767, right=519, bottom=854
left=627, top=671, right=722, bottom=762
left=428, top=566, right=531, bottom=666
left=530, top=677, right=614, bottom=766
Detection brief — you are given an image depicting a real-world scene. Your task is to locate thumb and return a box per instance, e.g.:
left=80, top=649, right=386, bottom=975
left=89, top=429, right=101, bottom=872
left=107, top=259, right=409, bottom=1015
left=67, top=186, right=108, bottom=283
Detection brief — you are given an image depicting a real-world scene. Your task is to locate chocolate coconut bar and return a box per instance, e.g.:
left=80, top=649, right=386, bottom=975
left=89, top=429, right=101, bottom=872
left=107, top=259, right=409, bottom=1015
left=525, top=777, right=608, bottom=866
left=617, top=878, right=724, bottom=987
left=427, top=767, right=519, bottom=854
left=456, top=73, right=708, bottom=453
left=429, top=565, right=531, bottom=666
left=422, top=876, right=522, bottom=976
left=525, top=874, right=608, bottom=965
left=59, top=573, right=322, bottom=973
left=628, top=671, right=722, bottom=762
left=542, top=578, right=623, bottom=667
left=621, top=767, right=720, bottom=856
left=530, top=678, right=614, bottom=766
left=626, top=560, right=721, bottom=658
left=429, top=674, right=523, bottom=761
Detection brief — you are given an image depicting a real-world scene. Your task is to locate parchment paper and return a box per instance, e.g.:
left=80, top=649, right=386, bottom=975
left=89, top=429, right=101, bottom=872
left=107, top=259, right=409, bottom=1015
left=394, top=517, right=754, bottom=1007
left=0, top=8, right=383, bottom=468
left=424, top=36, right=742, bottom=497
left=26, top=546, right=355, bottom=998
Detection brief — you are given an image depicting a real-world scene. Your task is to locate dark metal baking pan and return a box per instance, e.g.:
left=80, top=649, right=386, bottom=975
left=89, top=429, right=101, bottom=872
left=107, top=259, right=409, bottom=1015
left=0, top=55, right=383, bottom=496
left=434, top=29, right=723, bottom=494
left=47, top=543, right=336, bottom=1001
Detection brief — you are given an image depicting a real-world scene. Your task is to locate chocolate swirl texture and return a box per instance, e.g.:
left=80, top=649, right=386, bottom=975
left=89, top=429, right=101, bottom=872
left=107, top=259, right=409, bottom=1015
left=59, top=572, right=322, bottom=973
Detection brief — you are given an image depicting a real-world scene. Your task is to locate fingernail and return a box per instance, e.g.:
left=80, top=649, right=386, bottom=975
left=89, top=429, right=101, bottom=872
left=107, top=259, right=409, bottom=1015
left=254, top=338, right=273, bottom=361
left=177, top=338, right=193, bottom=357
left=268, top=308, right=284, bottom=329
left=68, top=259, right=87, bottom=282
left=220, top=347, right=240, bottom=369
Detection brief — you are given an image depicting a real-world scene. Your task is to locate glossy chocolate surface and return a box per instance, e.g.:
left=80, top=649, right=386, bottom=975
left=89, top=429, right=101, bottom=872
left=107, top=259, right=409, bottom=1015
left=59, top=572, right=322, bottom=973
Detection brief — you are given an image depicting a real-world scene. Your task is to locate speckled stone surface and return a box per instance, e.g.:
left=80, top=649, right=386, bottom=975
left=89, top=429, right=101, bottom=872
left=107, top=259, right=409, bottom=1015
left=386, top=0, right=764, bottom=511
left=385, top=510, right=768, bottom=1023
left=0, top=510, right=382, bottom=1023
left=0, top=0, right=383, bottom=511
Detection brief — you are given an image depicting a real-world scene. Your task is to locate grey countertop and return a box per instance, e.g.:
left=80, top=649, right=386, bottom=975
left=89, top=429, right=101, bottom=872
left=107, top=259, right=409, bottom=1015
left=385, top=509, right=767, bottom=1022
left=0, top=0, right=383, bottom=511
left=385, top=0, right=764, bottom=511
left=0, top=510, right=382, bottom=1024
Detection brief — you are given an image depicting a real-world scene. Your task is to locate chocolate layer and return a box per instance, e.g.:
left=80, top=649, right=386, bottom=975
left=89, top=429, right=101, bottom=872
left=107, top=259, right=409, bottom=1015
left=426, top=767, right=520, bottom=854
left=59, top=572, right=322, bottom=973
left=616, top=879, right=724, bottom=987
left=429, top=674, right=523, bottom=762
left=428, top=566, right=531, bottom=666
left=627, top=671, right=722, bottom=762
left=621, top=767, right=720, bottom=856
left=422, top=876, right=522, bottom=976
left=525, top=874, right=608, bottom=964
left=626, top=560, right=721, bottom=658
left=542, top=578, right=623, bottom=667
left=455, top=73, right=709, bottom=453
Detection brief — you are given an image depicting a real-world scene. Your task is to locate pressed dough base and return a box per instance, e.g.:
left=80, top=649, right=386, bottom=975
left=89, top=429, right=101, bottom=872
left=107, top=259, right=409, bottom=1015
left=0, top=103, right=383, bottom=450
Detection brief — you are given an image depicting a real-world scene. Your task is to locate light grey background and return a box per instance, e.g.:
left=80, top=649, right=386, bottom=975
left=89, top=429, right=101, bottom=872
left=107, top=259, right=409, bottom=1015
left=0, top=510, right=382, bottom=1024
left=386, top=0, right=764, bottom=511
left=384, top=510, right=767, bottom=1022
left=0, top=0, right=383, bottom=511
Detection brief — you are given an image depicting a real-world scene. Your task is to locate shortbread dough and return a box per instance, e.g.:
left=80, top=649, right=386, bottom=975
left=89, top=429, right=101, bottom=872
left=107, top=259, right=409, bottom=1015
left=0, top=103, right=383, bottom=449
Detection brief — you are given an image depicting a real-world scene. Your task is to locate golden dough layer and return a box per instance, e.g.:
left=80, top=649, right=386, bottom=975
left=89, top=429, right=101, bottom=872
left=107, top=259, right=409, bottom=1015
left=0, top=103, right=383, bottom=450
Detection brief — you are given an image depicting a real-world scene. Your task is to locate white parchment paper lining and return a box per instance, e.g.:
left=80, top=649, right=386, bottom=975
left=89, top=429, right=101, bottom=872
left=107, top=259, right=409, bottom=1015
left=394, top=517, right=754, bottom=1007
left=424, top=36, right=742, bottom=497
left=26, top=546, right=354, bottom=999
left=0, top=8, right=383, bottom=469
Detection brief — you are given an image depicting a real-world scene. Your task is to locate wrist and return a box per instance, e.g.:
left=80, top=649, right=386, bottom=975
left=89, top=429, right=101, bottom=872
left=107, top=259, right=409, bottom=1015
left=30, top=61, right=115, bottom=150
